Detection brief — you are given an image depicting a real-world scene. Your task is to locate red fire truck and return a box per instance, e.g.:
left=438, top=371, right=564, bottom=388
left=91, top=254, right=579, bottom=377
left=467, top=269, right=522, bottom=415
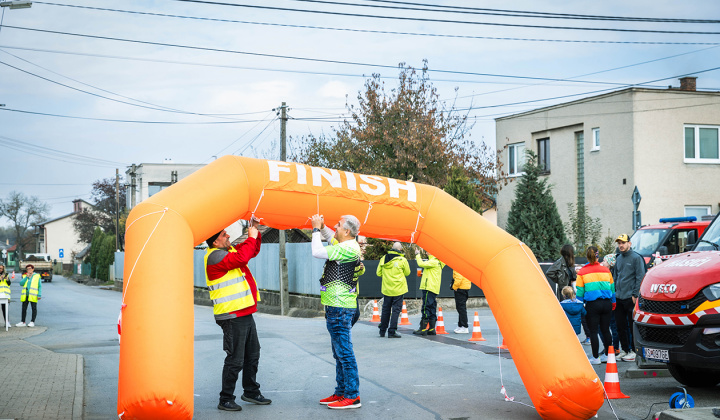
left=633, top=214, right=720, bottom=387
left=629, top=217, right=711, bottom=267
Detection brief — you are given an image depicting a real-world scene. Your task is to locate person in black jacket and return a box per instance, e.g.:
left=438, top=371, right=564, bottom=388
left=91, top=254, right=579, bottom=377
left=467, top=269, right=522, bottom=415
left=611, top=234, right=647, bottom=362
left=545, top=244, right=576, bottom=301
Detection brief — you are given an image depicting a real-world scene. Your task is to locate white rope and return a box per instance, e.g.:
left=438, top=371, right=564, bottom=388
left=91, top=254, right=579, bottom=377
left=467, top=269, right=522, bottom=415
left=410, top=212, right=424, bottom=244
left=363, top=202, right=374, bottom=225
left=251, top=189, right=265, bottom=221
left=122, top=208, right=168, bottom=304
left=602, top=384, right=621, bottom=419
left=124, top=209, right=167, bottom=232
left=497, top=329, right=535, bottom=409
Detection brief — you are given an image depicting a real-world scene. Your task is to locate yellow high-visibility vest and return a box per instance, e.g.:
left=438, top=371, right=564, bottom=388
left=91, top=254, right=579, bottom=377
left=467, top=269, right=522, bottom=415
left=21, top=273, right=41, bottom=303
left=0, top=276, right=10, bottom=299
left=204, top=247, right=259, bottom=320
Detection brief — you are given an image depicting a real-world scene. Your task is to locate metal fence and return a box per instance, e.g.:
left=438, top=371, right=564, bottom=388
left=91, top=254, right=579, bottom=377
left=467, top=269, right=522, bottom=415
left=112, top=243, right=494, bottom=298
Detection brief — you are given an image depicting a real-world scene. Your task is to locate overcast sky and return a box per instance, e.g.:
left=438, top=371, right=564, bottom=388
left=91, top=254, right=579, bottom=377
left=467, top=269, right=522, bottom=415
left=1, top=0, right=719, bottom=221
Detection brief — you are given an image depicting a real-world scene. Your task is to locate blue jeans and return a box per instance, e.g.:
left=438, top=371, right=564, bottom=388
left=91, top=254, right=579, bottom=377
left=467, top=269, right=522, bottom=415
left=325, top=306, right=359, bottom=398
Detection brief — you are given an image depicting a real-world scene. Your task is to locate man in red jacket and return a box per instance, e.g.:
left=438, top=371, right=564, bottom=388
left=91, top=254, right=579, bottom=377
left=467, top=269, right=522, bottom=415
left=205, top=218, right=271, bottom=412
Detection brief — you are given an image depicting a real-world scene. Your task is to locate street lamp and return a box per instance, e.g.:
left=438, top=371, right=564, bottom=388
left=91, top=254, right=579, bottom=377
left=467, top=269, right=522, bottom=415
left=0, top=1, right=32, bottom=9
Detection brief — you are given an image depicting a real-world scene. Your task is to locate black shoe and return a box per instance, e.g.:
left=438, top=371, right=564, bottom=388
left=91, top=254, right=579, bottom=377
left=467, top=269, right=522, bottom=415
left=218, top=401, right=242, bottom=411
left=241, top=394, right=272, bottom=405
left=388, top=332, right=402, bottom=338
left=413, top=329, right=428, bottom=336
left=379, top=330, right=386, bottom=337
left=426, top=329, right=436, bottom=336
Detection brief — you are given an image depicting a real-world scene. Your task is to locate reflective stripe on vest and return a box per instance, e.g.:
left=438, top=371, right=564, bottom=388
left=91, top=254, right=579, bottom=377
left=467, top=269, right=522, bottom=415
left=0, top=279, right=10, bottom=297
left=204, top=247, right=257, bottom=319
left=21, top=274, right=40, bottom=303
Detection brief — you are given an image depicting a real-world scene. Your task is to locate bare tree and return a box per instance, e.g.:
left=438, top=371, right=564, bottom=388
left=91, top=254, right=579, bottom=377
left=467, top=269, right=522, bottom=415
left=0, top=191, right=50, bottom=257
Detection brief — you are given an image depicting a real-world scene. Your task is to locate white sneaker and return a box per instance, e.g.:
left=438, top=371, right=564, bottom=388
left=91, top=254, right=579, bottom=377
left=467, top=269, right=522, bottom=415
left=599, top=354, right=608, bottom=363
left=28, top=321, right=35, bottom=327
left=454, top=327, right=469, bottom=334
left=15, top=321, right=26, bottom=327
left=621, top=351, right=636, bottom=362
left=588, top=356, right=601, bottom=365
left=616, top=350, right=627, bottom=359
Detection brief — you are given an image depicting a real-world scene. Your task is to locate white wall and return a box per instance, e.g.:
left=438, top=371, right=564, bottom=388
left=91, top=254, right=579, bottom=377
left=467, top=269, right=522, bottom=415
left=44, top=216, right=87, bottom=264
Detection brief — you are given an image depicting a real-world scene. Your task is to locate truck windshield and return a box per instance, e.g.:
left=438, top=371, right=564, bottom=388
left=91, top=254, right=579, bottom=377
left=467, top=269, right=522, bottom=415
left=630, top=229, right=670, bottom=257
left=695, top=218, right=720, bottom=251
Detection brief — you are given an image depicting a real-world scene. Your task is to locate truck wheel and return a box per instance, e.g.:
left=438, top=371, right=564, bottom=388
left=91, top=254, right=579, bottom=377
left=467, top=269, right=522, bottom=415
left=668, top=363, right=720, bottom=387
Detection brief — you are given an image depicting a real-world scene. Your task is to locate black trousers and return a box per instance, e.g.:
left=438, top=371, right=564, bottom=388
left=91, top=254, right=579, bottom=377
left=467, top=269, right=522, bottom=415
left=21, top=301, right=37, bottom=323
left=420, top=290, right=437, bottom=328
left=453, top=289, right=469, bottom=328
left=585, top=299, right=612, bottom=358
left=216, top=315, right=261, bottom=403
left=614, top=298, right=635, bottom=352
left=379, top=295, right=403, bottom=334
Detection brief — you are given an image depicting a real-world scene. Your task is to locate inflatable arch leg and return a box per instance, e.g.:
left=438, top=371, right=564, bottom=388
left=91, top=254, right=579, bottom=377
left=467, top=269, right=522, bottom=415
left=118, top=156, right=604, bottom=420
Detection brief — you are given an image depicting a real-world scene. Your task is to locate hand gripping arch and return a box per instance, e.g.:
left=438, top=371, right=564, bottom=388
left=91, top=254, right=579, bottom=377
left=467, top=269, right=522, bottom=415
left=118, top=156, right=604, bottom=419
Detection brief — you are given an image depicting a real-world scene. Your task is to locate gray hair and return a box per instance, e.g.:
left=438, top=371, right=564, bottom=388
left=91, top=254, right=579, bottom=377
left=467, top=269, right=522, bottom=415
left=341, top=215, right=361, bottom=237
left=392, top=242, right=403, bottom=251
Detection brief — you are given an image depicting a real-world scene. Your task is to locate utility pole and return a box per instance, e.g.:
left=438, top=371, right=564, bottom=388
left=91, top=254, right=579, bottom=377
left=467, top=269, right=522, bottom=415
left=130, top=164, right=137, bottom=208
left=115, top=169, right=120, bottom=251
left=277, top=102, right=289, bottom=316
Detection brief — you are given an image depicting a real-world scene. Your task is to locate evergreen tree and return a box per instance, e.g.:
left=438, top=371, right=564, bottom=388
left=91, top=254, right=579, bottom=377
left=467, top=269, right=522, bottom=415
left=444, top=166, right=482, bottom=212
left=506, top=151, right=567, bottom=261
left=97, top=234, right=115, bottom=282
left=89, top=227, right=104, bottom=278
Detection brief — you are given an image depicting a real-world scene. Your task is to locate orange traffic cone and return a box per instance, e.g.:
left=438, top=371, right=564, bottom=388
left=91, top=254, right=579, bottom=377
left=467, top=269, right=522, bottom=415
left=498, top=338, right=509, bottom=350
left=370, top=300, right=381, bottom=322
left=399, top=301, right=412, bottom=325
left=435, top=306, right=449, bottom=334
left=468, top=311, right=486, bottom=342
left=603, top=346, right=629, bottom=399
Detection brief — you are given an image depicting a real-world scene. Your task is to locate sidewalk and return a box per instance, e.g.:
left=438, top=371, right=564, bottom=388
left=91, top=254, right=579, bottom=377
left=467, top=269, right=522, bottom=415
left=0, top=326, right=83, bottom=420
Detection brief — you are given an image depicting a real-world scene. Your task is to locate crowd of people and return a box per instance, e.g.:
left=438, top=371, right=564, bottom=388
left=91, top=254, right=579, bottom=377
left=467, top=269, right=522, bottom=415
left=0, top=263, right=44, bottom=329
left=551, top=235, right=647, bottom=365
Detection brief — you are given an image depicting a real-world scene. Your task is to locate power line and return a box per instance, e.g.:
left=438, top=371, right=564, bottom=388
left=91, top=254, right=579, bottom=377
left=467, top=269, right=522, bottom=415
left=0, top=50, right=274, bottom=120
left=0, top=134, right=128, bottom=167
left=31, top=2, right=720, bottom=46
left=293, top=0, right=720, bottom=24
left=0, top=25, right=677, bottom=87
left=165, top=0, right=720, bottom=35
left=0, top=107, right=278, bottom=124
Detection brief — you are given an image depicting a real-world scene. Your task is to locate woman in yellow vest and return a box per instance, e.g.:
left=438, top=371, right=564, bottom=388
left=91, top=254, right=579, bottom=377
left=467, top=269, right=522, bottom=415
left=0, top=263, right=12, bottom=328
left=17, top=264, right=41, bottom=327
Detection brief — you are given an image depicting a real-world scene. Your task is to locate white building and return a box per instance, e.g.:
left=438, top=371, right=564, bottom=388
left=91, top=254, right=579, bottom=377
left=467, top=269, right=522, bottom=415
left=496, top=77, right=720, bottom=237
left=125, top=161, right=206, bottom=209
left=37, top=199, right=92, bottom=264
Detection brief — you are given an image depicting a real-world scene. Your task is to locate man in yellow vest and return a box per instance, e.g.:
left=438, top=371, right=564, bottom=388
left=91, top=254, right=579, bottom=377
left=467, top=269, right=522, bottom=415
left=413, top=252, right=446, bottom=336
left=17, top=264, right=41, bottom=327
left=204, top=218, right=271, bottom=412
left=376, top=242, right=410, bottom=338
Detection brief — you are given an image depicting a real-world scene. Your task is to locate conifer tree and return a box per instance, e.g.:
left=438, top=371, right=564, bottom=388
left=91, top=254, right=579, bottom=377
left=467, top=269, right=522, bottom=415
left=506, top=151, right=567, bottom=261
left=444, top=166, right=482, bottom=212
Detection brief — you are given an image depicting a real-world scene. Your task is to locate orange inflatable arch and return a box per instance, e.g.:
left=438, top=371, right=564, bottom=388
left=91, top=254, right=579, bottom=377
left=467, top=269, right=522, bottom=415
left=118, top=156, right=604, bottom=419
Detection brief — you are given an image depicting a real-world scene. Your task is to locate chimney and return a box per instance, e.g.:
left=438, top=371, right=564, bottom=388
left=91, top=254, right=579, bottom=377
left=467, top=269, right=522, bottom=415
left=73, top=199, right=83, bottom=213
left=679, top=77, right=697, bottom=92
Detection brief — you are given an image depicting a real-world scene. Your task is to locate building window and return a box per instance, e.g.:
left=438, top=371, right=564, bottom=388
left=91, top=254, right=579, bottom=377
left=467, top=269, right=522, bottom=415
left=508, top=142, right=525, bottom=176
left=148, top=182, right=171, bottom=196
left=685, top=205, right=711, bottom=220
left=685, top=125, right=719, bottom=163
left=537, top=137, right=550, bottom=173
left=591, top=128, right=600, bottom=151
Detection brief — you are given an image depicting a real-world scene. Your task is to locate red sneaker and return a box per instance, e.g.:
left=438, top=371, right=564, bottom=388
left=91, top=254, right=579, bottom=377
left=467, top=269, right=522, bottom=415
left=327, top=396, right=361, bottom=409
left=319, top=394, right=343, bottom=405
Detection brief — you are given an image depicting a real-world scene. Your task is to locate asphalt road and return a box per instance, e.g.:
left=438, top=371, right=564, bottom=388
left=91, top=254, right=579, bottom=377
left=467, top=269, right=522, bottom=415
left=23, top=276, right=719, bottom=420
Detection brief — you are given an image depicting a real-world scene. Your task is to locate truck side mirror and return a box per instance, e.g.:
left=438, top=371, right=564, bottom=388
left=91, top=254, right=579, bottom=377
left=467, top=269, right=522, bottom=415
left=658, top=246, right=669, bottom=256
left=687, top=230, right=697, bottom=248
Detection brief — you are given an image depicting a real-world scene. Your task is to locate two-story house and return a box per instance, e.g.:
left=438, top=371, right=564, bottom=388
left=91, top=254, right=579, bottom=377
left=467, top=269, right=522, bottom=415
left=496, top=77, right=720, bottom=237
